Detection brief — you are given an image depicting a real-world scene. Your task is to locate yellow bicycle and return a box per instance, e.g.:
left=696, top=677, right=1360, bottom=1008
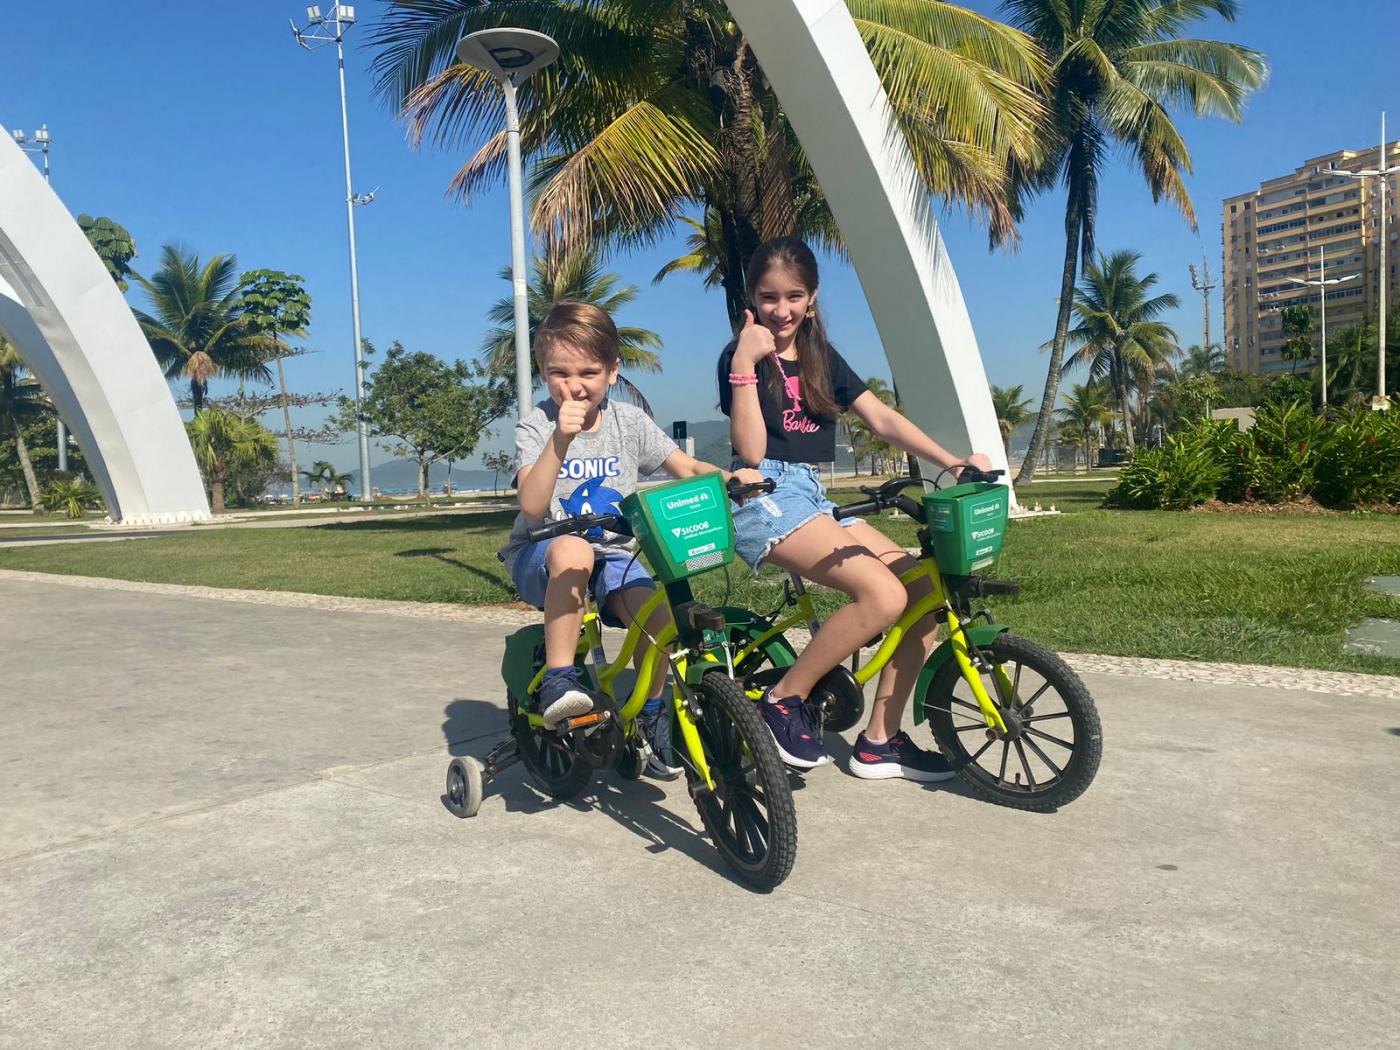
left=719, top=469, right=1102, bottom=811
left=446, top=474, right=799, bottom=890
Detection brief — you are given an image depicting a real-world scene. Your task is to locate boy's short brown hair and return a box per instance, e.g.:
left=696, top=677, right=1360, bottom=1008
left=534, top=300, right=621, bottom=369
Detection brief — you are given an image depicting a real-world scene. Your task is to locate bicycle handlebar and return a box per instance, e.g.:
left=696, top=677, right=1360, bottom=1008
left=835, top=466, right=1005, bottom=523
left=526, top=513, right=628, bottom=544
left=727, top=476, right=777, bottom=500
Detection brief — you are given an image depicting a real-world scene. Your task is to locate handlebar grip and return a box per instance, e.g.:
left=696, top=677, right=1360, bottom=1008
left=727, top=476, right=777, bottom=499
left=833, top=500, right=880, bottom=521
left=958, top=466, right=1005, bottom=485
left=525, top=514, right=625, bottom=543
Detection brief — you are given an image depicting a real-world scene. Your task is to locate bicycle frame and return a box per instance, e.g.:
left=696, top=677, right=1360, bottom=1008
left=732, top=557, right=1010, bottom=734
left=519, top=586, right=720, bottom=790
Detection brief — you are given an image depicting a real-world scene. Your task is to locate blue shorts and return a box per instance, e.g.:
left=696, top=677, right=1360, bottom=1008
left=511, top=539, right=655, bottom=628
left=731, top=459, right=857, bottom=569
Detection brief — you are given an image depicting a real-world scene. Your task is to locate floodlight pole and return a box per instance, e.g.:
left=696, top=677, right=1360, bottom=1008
left=14, top=126, right=67, bottom=471
left=291, top=4, right=373, bottom=499
left=1332, top=113, right=1393, bottom=408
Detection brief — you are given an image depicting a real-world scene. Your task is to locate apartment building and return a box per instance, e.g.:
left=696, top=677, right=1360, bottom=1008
left=1222, top=137, right=1399, bottom=374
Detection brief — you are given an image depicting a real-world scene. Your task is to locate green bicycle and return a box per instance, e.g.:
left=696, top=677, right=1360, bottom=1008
left=720, top=468, right=1103, bottom=812
left=445, top=473, right=798, bottom=890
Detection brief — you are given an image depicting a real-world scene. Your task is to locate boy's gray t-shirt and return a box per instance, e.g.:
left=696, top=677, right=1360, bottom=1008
left=498, top=399, right=679, bottom=573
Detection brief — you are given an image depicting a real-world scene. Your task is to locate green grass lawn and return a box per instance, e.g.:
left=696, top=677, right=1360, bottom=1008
left=0, top=489, right=1396, bottom=675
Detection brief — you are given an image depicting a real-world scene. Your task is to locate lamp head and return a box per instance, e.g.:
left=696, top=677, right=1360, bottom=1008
left=455, top=28, right=560, bottom=82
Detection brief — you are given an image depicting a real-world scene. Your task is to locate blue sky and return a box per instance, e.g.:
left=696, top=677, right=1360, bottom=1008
left=3, top=1, right=1397, bottom=474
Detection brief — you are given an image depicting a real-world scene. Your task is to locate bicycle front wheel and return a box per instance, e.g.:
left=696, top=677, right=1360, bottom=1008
left=684, top=671, right=798, bottom=891
left=924, top=634, right=1102, bottom=812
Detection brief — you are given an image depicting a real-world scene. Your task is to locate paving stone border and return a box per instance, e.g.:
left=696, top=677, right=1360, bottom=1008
left=3, top=568, right=1396, bottom=700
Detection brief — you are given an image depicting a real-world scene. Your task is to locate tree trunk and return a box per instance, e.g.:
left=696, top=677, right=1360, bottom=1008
left=10, top=413, right=41, bottom=512
left=275, top=351, right=300, bottom=505
left=190, top=377, right=204, bottom=415
left=1017, top=193, right=1083, bottom=484
left=417, top=459, right=429, bottom=500
left=210, top=470, right=226, bottom=515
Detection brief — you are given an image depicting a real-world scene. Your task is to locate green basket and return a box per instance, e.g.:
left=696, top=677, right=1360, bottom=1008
left=922, top=482, right=1009, bottom=575
left=621, top=472, right=735, bottom=584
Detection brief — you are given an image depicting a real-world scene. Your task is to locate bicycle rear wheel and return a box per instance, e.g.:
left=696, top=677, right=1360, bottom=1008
left=924, top=634, right=1101, bottom=812
left=511, top=691, right=594, bottom=800
left=684, top=671, right=798, bottom=891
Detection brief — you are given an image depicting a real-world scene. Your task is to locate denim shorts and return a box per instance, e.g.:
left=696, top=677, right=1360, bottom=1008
left=511, top=538, right=655, bottom=628
left=730, top=459, right=857, bottom=569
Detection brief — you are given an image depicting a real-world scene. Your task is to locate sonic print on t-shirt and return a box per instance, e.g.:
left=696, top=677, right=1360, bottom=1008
left=559, top=473, right=624, bottom=539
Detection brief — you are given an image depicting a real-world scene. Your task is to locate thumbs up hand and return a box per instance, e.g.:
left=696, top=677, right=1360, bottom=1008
left=735, top=309, right=776, bottom=371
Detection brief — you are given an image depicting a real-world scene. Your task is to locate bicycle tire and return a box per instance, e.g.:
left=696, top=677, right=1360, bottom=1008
left=685, top=671, right=798, bottom=891
left=510, top=690, right=594, bottom=800
left=924, top=634, right=1101, bottom=812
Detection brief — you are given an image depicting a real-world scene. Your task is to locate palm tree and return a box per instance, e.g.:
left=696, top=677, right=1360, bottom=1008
left=0, top=339, right=48, bottom=510
left=186, top=408, right=280, bottom=514
left=480, top=248, right=663, bottom=411
left=1181, top=343, right=1226, bottom=378
left=135, top=245, right=275, bottom=413
left=1006, top=0, right=1267, bottom=482
left=1056, top=379, right=1114, bottom=466
left=371, top=1, right=1048, bottom=326
left=991, top=384, right=1034, bottom=459
left=652, top=211, right=729, bottom=290
left=300, top=460, right=337, bottom=500
left=1062, top=251, right=1179, bottom=452
left=1279, top=304, right=1315, bottom=374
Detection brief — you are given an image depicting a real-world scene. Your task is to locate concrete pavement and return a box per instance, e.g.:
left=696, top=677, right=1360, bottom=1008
left=2, top=575, right=1397, bottom=1049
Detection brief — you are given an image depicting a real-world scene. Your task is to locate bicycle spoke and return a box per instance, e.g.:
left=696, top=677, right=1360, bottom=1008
left=1019, top=681, right=1052, bottom=713
left=997, top=740, right=1010, bottom=784
left=1022, top=734, right=1063, bottom=777
left=1014, top=740, right=1037, bottom=790
left=1024, top=726, right=1075, bottom=750
left=954, top=722, right=990, bottom=734
left=1012, top=661, right=1024, bottom=704
left=1022, top=711, right=1071, bottom=723
left=949, top=697, right=983, bottom=716
left=968, top=736, right=996, bottom=763
left=735, top=793, right=769, bottom=853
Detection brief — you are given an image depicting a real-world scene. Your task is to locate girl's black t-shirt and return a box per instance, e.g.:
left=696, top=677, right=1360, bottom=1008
left=717, top=342, right=869, bottom=464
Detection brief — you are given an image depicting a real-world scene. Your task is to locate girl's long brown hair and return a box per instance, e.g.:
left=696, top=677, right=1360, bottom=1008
left=745, top=237, right=840, bottom=420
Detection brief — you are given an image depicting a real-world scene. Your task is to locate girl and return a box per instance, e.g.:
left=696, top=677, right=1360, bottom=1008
left=718, top=236, right=994, bottom=781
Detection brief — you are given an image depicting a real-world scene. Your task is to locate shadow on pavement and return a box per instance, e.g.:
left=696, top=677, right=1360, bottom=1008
left=439, top=697, right=740, bottom=888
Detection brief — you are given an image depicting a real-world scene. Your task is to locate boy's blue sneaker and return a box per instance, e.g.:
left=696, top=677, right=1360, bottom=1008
left=759, top=688, right=827, bottom=769
left=639, top=700, right=682, bottom=780
left=848, top=731, right=956, bottom=782
left=537, top=668, right=594, bottom=728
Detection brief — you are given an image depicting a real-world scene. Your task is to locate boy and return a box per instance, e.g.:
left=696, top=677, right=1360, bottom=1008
left=498, top=301, right=758, bottom=776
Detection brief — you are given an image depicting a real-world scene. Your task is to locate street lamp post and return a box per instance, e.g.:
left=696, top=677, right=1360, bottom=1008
left=1331, top=113, right=1394, bottom=409
left=455, top=28, right=560, bottom=421
left=290, top=4, right=374, bottom=500
left=1285, top=243, right=1359, bottom=408
left=13, top=125, right=68, bottom=471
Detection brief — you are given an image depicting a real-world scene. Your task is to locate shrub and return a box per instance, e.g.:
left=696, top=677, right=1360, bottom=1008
left=1106, top=426, right=1226, bottom=509
left=1244, top=401, right=1328, bottom=502
left=41, top=477, right=103, bottom=519
left=1314, top=409, right=1400, bottom=507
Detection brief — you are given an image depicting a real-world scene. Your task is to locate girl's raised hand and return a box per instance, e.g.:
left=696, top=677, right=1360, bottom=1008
left=735, top=309, right=776, bottom=370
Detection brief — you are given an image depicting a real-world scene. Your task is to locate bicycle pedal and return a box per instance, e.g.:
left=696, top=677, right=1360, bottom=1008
left=554, top=710, right=611, bottom=735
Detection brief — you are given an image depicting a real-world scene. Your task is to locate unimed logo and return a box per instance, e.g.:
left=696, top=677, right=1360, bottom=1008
left=973, top=500, right=1003, bottom=518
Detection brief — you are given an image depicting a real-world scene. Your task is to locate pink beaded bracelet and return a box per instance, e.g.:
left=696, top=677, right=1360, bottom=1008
left=728, top=373, right=759, bottom=386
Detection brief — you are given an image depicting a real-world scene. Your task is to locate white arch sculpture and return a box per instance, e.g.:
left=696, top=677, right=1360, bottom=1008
left=725, top=1, right=1010, bottom=486
left=0, top=125, right=209, bottom=523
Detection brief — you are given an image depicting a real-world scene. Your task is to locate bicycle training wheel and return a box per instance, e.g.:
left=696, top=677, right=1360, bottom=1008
left=684, top=671, right=798, bottom=891
left=924, top=634, right=1102, bottom=812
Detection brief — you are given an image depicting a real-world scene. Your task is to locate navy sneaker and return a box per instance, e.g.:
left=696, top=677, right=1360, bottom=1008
left=639, top=699, right=682, bottom=780
left=849, top=731, right=956, bottom=782
left=759, top=689, right=827, bottom=769
left=537, top=668, right=593, bottom=728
